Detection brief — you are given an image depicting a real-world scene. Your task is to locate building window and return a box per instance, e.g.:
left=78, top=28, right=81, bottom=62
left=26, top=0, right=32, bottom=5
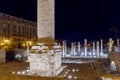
left=21, top=27, right=23, bottom=36
left=30, top=28, right=31, bottom=36
left=26, top=27, right=28, bottom=36
left=7, top=23, right=10, bottom=34
left=13, top=25, right=16, bottom=35
left=3, top=24, right=6, bottom=35
left=18, top=26, right=21, bottom=36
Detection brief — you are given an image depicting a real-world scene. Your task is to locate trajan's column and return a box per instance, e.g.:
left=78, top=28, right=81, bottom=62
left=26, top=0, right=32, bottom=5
left=37, top=0, right=54, bottom=39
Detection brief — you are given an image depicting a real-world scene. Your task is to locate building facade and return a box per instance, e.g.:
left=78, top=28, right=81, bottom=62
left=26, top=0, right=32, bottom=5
left=0, top=12, right=37, bottom=49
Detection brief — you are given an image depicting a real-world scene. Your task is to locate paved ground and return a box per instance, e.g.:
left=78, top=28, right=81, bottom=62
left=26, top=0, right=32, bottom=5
left=0, top=60, right=120, bottom=80
left=0, top=61, right=65, bottom=80
left=0, top=60, right=107, bottom=80
left=62, top=62, right=104, bottom=80
left=101, top=74, right=120, bottom=80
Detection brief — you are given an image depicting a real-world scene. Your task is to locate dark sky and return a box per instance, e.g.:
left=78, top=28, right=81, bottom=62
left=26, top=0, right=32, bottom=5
left=0, top=0, right=120, bottom=42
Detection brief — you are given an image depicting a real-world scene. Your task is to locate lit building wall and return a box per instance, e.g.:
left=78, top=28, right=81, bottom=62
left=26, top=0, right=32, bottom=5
left=0, top=13, right=37, bottom=49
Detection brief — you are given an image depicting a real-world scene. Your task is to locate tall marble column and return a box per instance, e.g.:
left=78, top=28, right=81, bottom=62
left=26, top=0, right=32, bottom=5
left=73, top=43, right=76, bottom=58
left=109, top=38, right=113, bottom=52
left=96, top=41, right=100, bottom=58
left=78, top=42, right=81, bottom=55
left=84, top=39, right=87, bottom=58
left=71, top=42, right=74, bottom=55
left=117, top=39, right=119, bottom=46
left=92, top=42, right=95, bottom=56
left=62, top=41, right=67, bottom=57
left=100, top=39, right=103, bottom=56
left=37, top=0, right=54, bottom=39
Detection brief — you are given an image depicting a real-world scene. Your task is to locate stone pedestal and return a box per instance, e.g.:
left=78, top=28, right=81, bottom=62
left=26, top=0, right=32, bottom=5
left=28, top=43, right=63, bottom=77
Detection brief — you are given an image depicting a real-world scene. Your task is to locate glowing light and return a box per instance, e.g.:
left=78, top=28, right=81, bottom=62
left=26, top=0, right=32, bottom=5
left=68, top=75, right=72, bottom=79
left=27, top=41, right=32, bottom=46
left=15, top=54, right=22, bottom=59
left=74, top=76, right=77, bottom=79
left=12, top=71, right=15, bottom=74
left=111, top=61, right=116, bottom=71
left=22, top=71, right=25, bottom=74
left=26, top=69, right=30, bottom=72
left=64, top=74, right=66, bottom=77
left=112, top=40, right=114, bottom=44
left=72, top=69, right=75, bottom=72
left=65, top=72, right=68, bottom=74
left=0, top=43, right=4, bottom=46
left=81, top=52, right=84, bottom=55
left=4, top=39, right=10, bottom=43
left=17, top=71, right=21, bottom=74
left=76, top=69, right=79, bottom=72
left=89, top=52, right=92, bottom=55
left=22, top=44, right=25, bottom=46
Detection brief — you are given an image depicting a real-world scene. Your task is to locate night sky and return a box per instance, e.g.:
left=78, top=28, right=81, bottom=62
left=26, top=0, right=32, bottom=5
left=0, top=0, right=120, bottom=42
